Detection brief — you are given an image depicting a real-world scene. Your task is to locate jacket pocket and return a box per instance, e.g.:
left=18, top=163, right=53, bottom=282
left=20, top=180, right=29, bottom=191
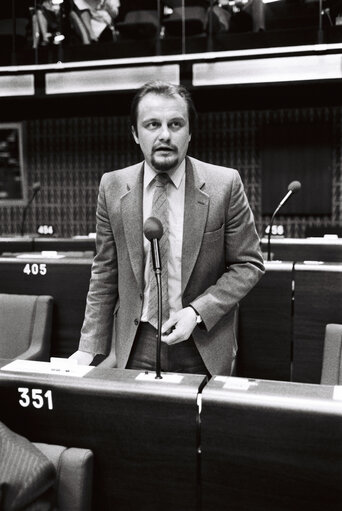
left=202, top=224, right=224, bottom=243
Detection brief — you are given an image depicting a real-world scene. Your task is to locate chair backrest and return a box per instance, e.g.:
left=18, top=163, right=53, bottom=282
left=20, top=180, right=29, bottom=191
left=163, top=5, right=208, bottom=36
left=320, top=324, right=342, bottom=385
left=117, top=10, right=160, bottom=38
left=34, top=443, right=94, bottom=511
left=0, top=293, right=53, bottom=361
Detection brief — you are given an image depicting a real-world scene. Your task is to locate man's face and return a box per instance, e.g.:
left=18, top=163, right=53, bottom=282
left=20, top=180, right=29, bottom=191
left=132, top=92, right=191, bottom=173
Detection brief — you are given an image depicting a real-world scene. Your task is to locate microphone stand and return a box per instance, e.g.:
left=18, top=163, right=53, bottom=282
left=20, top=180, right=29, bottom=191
left=266, top=190, right=291, bottom=261
left=151, top=238, right=163, bottom=379
left=20, top=187, right=40, bottom=237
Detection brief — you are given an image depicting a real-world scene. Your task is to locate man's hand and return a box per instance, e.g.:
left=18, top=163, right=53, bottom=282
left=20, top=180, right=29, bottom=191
left=161, top=307, right=198, bottom=345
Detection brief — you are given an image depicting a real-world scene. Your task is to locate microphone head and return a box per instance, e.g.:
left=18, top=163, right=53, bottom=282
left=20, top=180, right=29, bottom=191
left=32, top=181, right=41, bottom=192
left=288, top=180, right=301, bottom=193
left=143, top=217, right=163, bottom=241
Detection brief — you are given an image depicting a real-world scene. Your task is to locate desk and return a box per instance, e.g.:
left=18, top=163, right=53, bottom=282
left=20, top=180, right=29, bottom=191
left=0, top=255, right=92, bottom=357
left=261, top=237, right=342, bottom=263
left=293, top=262, right=342, bottom=383
left=0, top=362, right=205, bottom=511
left=238, top=261, right=294, bottom=381
left=0, top=236, right=33, bottom=254
left=32, top=237, right=96, bottom=254
left=0, top=236, right=96, bottom=255
left=201, top=376, right=342, bottom=510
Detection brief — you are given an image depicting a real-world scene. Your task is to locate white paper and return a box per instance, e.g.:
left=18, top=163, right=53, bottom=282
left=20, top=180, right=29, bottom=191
left=223, top=376, right=255, bottom=390
left=333, top=386, right=342, bottom=400
left=16, top=253, right=65, bottom=259
left=135, top=372, right=183, bottom=383
left=1, top=359, right=93, bottom=377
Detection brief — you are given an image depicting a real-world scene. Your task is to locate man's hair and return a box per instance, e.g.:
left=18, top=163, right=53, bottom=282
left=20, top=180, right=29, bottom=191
left=130, top=80, right=197, bottom=133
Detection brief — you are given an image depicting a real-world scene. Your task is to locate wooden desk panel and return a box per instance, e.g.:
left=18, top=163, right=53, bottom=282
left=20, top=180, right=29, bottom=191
left=238, top=262, right=293, bottom=381
left=201, top=377, right=342, bottom=511
left=261, top=237, right=342, bottom=263
left=293, top=263, right=342, bottom=383
left=0, top=364, right=205, bottom=511
left=0, top=256, right=92, bottom=357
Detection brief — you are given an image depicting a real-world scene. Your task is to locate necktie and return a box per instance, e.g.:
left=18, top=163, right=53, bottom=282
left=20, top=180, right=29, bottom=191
left=147, top=172, right=170, bottom=329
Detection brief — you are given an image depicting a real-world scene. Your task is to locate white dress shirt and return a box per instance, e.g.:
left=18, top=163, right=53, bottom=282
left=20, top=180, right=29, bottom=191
left=140, top=160, right=186, bottom=322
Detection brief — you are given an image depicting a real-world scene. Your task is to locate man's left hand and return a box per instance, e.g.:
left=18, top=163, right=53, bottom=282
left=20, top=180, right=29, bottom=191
left=161, top=307, right=198, bottom=345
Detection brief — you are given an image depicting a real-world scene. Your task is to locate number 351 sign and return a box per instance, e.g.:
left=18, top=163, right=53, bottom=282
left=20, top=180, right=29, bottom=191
left=18, top=387, right=53, bottom=410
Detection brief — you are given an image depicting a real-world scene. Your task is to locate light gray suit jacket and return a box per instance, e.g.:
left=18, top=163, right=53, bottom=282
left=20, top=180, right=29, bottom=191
left=79, top=156, right=264, bottom=375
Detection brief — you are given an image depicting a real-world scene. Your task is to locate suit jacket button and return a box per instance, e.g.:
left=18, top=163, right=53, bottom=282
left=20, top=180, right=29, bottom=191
left=134, top=319, right=139, bottom=325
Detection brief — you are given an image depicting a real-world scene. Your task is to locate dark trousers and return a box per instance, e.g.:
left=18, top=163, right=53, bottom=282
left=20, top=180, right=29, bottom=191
left=126, top=322, right=210, bottom=376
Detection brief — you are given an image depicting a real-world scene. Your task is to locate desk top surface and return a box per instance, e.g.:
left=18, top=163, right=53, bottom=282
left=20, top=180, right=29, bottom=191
left=202, top=375, right=342, bottom=413
left=0, top=359, right=206, bottom=399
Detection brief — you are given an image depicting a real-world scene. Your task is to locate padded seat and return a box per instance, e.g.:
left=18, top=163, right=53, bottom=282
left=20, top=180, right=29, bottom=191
left=320, top=324, right=342, bottom=384
left=34, top=443, right=94, bottom=511
left=0, top=293, right=53, bottom=361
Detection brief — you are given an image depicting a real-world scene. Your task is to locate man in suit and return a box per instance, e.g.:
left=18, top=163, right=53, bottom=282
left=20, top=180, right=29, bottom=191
left=71, top=80, right=264, bottom=375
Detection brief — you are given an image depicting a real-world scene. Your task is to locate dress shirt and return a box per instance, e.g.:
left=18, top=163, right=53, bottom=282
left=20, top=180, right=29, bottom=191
left=141, top=159, right=186, bottom=322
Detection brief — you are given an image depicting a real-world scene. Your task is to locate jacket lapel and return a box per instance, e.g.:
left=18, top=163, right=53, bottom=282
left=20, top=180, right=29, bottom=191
left=121, top=164, right=144, bottom=290
left=182, top=157, right=209, bottom=294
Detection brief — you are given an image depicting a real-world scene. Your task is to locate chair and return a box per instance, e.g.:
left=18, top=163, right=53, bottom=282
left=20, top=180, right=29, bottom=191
left=34, top=443, right=94, bottom=511
left=320, top=324, right=342, bottom=384
left=163, top=1, right=208, bottom=37
left=29, top=1, right=105, bottom=47
left=0, top=293, right=53, bottom=361
left=0, top=17, right=28, bottom=64
left=116, top=1, right=161, bottom=39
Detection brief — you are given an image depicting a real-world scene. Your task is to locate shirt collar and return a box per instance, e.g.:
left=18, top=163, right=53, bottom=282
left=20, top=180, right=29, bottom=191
left=143, top=159, right=186, bottom=190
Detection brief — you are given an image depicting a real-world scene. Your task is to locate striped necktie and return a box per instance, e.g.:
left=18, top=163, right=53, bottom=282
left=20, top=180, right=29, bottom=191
left=147, top=172, right=170, bottom=328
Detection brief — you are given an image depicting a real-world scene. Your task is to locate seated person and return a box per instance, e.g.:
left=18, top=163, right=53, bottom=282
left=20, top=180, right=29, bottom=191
left=73, top=0, right=120, bottom=41
left=35, top=0, right=64, bottom=45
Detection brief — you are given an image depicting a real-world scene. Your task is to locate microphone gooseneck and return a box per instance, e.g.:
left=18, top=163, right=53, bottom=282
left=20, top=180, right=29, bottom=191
left=20, top=182, right=41, bottom=237
left=143, top=216, right=164, bottom=379
left=267, top=181, right=301, bottom=261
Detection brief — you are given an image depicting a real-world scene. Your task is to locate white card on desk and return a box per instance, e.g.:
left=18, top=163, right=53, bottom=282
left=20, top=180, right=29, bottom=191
left=1, top=359, right=93, bottom=377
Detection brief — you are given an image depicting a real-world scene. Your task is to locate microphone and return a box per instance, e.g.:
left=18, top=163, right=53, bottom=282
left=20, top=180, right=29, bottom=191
left=143, top=216, right=163, bottom=272
left=20, top=181, right=41, bottom=237
left=267, top=180, right=301, bottom=261
left=143, top=217, right=164, bottom=379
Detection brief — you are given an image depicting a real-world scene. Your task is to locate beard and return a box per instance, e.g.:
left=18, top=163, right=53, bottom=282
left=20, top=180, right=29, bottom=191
left=151, top=147, right=179, bottom=172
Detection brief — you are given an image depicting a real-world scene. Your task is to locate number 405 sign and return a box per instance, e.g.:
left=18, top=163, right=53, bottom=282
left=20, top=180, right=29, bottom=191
left=18, top=387, right=53, bottom=410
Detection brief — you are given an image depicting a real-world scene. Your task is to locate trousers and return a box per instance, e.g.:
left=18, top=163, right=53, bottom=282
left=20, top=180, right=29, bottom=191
left=126, top=322, right=210, bottom=375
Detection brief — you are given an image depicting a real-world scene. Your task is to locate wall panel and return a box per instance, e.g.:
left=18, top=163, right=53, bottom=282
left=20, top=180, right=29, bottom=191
left=0, top=106, right=340, bottom=238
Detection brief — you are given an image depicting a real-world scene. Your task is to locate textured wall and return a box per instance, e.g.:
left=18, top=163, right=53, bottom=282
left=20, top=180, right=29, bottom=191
left=0, top=106, right=340, bottom=238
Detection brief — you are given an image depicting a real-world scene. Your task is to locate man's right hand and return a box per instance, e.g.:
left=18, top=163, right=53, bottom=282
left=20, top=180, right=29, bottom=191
left=68, top=350, right=95, bottom=366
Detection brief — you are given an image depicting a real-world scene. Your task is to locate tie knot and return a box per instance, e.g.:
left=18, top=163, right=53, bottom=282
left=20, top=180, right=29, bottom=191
left=155, top=173, right=170, bottom=187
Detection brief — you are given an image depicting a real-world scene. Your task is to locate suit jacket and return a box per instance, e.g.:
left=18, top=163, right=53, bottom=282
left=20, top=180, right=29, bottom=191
left=0, top=421, right=56, bottom=511
left=79, top=156, right=264, bottom=375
